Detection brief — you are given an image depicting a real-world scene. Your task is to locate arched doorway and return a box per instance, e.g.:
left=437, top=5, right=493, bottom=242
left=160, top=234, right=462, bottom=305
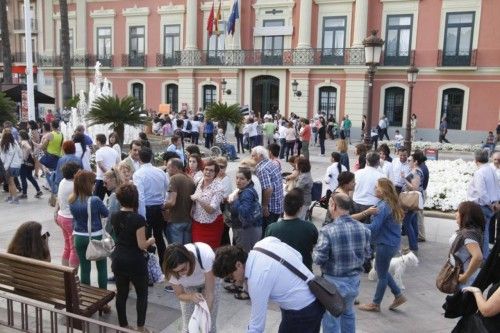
left=384, top=87, right=405, bottom=127
left=318, top=86, right=337, bottom=120
left=441, top=88, right=464, bottom=130
left=165, top=84, right=178, bottom=113
left=252, top=76, right=279, bottom=118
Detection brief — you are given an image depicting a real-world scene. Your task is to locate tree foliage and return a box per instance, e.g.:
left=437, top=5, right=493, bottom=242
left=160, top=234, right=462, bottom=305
left=0, top=92, right=17, bottom=123
left=205, top=102, right=242, bottom=128
left=86, top=95, right=150, bottom=145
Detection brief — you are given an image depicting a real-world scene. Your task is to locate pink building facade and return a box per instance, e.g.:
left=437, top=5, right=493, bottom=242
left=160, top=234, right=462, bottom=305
left=31, top=0, right=500, bottom=137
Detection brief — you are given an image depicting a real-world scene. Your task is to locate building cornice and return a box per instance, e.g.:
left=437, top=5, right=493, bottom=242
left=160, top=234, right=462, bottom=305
left=90, top=7, right=116, bottom=19
left=122, top=5, right=150, bottom=17
left=253, top=0, right=295, bottom=10
left=53, top=11, right=76, bottom=20
left=314, top=0, right=354, bottom=4
left=201, top=1, right=231, bottom=11
left=157, top=3, right=185, bottom=15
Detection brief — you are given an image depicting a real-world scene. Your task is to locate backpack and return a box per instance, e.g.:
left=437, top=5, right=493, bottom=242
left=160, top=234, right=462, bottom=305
left=186, top=121, right=192, bottom=131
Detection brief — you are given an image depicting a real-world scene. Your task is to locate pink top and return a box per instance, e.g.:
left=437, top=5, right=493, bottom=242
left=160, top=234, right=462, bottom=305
left=191, top=178, right=224, bottom=223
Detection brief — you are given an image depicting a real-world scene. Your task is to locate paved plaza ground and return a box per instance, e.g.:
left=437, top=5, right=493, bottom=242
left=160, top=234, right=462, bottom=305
left=0, top=137, right=469, bottom=332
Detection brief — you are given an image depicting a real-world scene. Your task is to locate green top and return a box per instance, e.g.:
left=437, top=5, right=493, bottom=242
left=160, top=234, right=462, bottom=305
left=343, top=119, right=352, bottom=129
left=262, top=122, right=276, bottom=136
left=265, top=217, right=318, bottom=271
left=46, top=131, right=63, bottom=157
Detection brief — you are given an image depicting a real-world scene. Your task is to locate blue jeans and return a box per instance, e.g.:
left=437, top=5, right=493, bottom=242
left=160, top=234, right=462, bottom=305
left=279, top=138, right=286, bottom=158
left=373, top=244, right=401, bottom=304
left=322, top=274, right=360, bottom=333
left=20, top=164, right=40, bottom=195
left=279, top=299, right=324, bottom=333
left=402, top=211, right=418, bottom=251
left=164, top=221, right=192, bottom=245
left=222, top=143, right=237, bottom=160
left=480, top=205, right=493, bottom=260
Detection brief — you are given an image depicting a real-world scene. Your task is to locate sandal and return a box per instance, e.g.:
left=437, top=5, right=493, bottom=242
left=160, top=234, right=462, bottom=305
left=234, top=290, right=250, bottom=300
left=224, top=284, right=242, bottom=293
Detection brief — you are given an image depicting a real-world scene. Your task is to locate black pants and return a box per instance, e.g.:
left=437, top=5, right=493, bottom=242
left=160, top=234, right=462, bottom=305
left=439, top=134, right=450, bottom=143
left=191, top=132, right=199, bottom=145
left=279, top=299, right=324, bottom=333
left=20, top=164, right=40, bottom=195
left=205, top=133, right=213, bottom=148
left=286, top=141, right=295, bottom=161
left=145, top=205, right=166, bottom=268
left=94, top=179, right=107, bottom=200
left=115, top=274, right=148, bottom=327
left=236, top=134, right=245, bottom=153
left=319, top=138, right=325, bottom=155
left=279, top=138, right=286, bottom=159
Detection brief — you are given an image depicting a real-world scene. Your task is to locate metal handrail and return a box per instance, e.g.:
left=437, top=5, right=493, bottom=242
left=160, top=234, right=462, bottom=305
left=0, top=290, right=137, bottom=333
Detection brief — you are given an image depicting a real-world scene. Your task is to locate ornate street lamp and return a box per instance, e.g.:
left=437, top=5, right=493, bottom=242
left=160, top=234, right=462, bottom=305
left=405, top=64, right=419, bottom=152
left=363, top=30, right=384, bottom=147
left=291, top=79, right=302, bottom=97
left=221, top=78, right=231, bottom=95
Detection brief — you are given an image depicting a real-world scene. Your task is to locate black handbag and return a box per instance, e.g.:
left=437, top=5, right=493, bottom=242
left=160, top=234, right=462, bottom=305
left=254, top=247, right=346, bottom=317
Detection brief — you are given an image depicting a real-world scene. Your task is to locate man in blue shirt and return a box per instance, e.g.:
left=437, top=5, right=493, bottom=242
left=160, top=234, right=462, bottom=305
left=313, top=193, right=371, bottom=333
left=133, top=147, right=169, bottom=266
left=166, top=135, right=185, bottom=166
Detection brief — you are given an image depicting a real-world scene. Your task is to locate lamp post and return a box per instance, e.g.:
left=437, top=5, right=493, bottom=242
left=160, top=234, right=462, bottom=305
left=291, top=79, right=302, bottom=97
left=405, top=65, right=419, bottom=152
left=220, top=78, right=231, bottom=95
left=362, top=30, right=384, bottom=147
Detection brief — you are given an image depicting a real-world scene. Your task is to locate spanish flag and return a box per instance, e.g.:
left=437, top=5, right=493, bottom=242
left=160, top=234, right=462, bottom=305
left=214, top=0, right=222, bottom=35
left=207, top=1, right=215, bottom=37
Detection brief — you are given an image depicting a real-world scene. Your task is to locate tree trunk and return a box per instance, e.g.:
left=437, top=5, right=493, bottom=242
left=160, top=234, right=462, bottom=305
left=115, top=124, right=124, bottom=147
left=59, top=0, right=72, bottom=106
left=0, top=0, right=12, bottom=83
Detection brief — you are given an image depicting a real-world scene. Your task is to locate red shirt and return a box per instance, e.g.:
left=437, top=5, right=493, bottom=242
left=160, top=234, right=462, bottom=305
left=301, top=125, right=312, bottom=141
left=45, top=113, right=55, bottom=124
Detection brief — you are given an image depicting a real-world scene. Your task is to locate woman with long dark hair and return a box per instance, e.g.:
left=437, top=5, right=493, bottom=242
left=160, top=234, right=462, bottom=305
left=18, top=130, right=42, bottom=199
left=1, top=131, right=23, bottom=204
left=73, top=132, right=91, bottom=171
left=7, top=221, right=51, bottom=261
left=111, top=184, right=155, bottom=332
left=359, top=178, right=406, bottom=312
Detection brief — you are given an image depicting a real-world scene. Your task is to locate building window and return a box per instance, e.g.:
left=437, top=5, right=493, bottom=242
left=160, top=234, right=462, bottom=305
left=384, top=87, right=405, bottom=127
left=207, top=21, right=226, bottom=65
left=165, top=84, right=178, bottom=113
left=384, top=15, right=412, bottom=66
left=97, top=27, right=112, bottom=66
left=129, top=26, right=145, bottom=66
left=163, top=25, right=180, bottom=66
left=262, top=20, right=284, bottom=65
left=318, top=87, right=337, bottom=120
left=441, top=88, right=464, bottom=130
left=321, top=16, right=346, bottom=65
left=131, top=82, right=144, bottom=104
left=203, top=85, right=216, bottom=110
left=443, top=12, right=474, bottom=66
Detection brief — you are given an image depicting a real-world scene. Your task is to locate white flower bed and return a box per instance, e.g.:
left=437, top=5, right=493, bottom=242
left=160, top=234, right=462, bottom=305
left=385, top=141, right=483, bottom=152
left=424, top=159, right=475, bottom=211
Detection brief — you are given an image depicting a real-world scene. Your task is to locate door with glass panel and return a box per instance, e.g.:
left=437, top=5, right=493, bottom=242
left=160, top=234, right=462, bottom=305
left=319, top=87, right=337, bottom=120
left=129, top=26, right=145, bottom=66
left=321, top=17, right=346, bottom=65
left=163, top=25, right=180, bottom=66
left=207, top=22, right=225, bottom=65
left=441, top=88, right=464, bottom=130
left=443, top=12, right=474, bottom=66
left=165, top=84, right=178, bottom=113
left=97, top=27, right=112, bottom=66
left=262, top=20, right=284, bottom=65
left=384, top=87, right=404, bottom=127
left=384, top=15, right=412, bottom=66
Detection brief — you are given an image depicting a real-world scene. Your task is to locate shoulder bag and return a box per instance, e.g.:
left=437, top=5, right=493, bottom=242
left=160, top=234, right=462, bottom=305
left=254, top=247, right=346, bottom=317
left=436, top=233, right=465, bottom=294
left=85, top=197, right=115, bottom=261
left=399, top=191, right=421, bottom=211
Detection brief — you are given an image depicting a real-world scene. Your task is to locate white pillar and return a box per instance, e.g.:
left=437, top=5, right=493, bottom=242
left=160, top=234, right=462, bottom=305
left=43, top=0, right=53, bottom=55
left=75, top=0, right=86, bottom=55
left=24, top=0, right=35, bottom=121
left=352, top=0, right=368, bottom=47
left=297, top=0, right=312, bottom=49
left=185, top=0, right=198, bottom=50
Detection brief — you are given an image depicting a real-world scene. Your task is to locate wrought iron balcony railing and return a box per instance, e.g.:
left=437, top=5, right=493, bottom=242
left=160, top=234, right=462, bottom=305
left=438, top=49, right=477, bottom=67
left=382, top=50, right=415, bottom=66
left=13, top=19, right=38, bottom=31
left=38, top=54, right=95, bottom=67
left=156, top=48, right=365, bottom=67
left=122, top=53, right=146, bottom=67
left=94, top=55, right=113, bottom=67
left=12, top=52, right=39, bottom=63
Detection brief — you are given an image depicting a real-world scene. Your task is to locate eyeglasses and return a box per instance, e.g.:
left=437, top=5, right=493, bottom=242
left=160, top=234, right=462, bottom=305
left=41, top=231, right=50, bottom=240
left=204, top=168, right=216, bottom=173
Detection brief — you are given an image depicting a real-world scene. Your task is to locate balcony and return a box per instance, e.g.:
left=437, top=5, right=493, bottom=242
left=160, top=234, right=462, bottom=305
left=12, top=52, right=39, bottom=63
left=122, top=54, right=146, bottom=67
left=13, top=19, right=38, bottom=32
left=438, top=49, right=477, bottom=67
left=382, top=50, right=415, bottom=66
left=94, top=55, right=113, bottom=67
left=38, top=54, right=94, bottom=67
left=156, top=48, right=365, bottom=67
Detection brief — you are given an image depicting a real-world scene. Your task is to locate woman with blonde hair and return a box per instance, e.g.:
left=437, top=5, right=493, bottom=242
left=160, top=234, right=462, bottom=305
left=117, top=162, right=133, bottom=184
left=336, top=138, right=350, bottom=170
left=359, top=178, right=407, bottom=312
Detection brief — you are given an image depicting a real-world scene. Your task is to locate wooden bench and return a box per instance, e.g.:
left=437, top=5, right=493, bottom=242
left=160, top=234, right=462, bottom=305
left=0, top=252, right=115, bottom=325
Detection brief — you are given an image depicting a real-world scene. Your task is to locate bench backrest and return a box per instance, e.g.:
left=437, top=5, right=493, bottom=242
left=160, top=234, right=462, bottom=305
left=0, top=252, right=80, bottom=312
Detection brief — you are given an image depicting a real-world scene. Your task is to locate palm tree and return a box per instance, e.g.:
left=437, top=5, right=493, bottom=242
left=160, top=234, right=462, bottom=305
left=59, top=0, right=72, bottom=105
left=0, top=92, right=17, bottom=123
left=205, top=102, right=242, bottom=132
left=0, top=0, right=12, bottom=83
left=86, top=95, right=150, bottom=146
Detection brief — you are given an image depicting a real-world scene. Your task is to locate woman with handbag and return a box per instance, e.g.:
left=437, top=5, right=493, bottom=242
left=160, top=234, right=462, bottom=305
left=0, top=131, right=23, bottom=205
left=358, top=178, right=407, bottom=312
left=163, top=243, right=221, bottom=333
left=292, top=157, right=314, bottom=219
left=449, top=201, right=484, bottom=289
left=68, top=170, right=110, bottom=295
left=18, top=130, right=43, bottom=199
left=401, top=155, right=425, bottom=253
left=190, top=159, right=225, bottom=249
left=111, top=184, right=155, bottom=332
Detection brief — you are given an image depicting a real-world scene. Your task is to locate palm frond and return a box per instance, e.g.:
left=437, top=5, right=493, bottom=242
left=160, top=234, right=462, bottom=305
left=86, top=95, right=150, bottom=130
left=205, top=102, right=242, bottom=125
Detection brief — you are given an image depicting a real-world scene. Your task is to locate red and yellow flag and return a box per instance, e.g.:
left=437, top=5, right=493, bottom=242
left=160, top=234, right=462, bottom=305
left=207, top=1, right=215, bottom=37
left=214, top=0, right=222, bottom=35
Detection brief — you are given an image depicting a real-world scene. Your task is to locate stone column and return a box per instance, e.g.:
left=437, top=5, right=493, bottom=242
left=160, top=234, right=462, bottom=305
left=185, top=0, right=198, bottom=50
left=297, top=0, right=312, bottom=49
left=352, top=0, right=368, bottom=47
left=75, top=0, right=86, bottom=55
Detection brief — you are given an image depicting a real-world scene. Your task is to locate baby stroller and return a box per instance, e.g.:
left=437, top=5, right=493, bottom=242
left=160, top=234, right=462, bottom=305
left=210, top=143, right=230, bottom=159
left=305, top=195, right=329, bottom=222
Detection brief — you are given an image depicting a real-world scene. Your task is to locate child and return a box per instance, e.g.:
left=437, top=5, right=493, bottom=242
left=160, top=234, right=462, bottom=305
left=394, top=130, right=404, bottom=152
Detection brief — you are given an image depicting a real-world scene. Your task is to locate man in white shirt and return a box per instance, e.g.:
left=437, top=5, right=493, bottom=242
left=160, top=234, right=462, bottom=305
left=133, top=147, right=169, bottom=266
left=94, top=134, right=120, bottom=200
left=391, top=148, right=411, bottom=193
left=353, top=152, right=385, bottom=223
left=378, top=115, right=389, bottom=140
left=213, top=237, right=324, bottom=333
left=467, top=149, right=500, bottom=259
left=278, top=121, right=288, bottom=159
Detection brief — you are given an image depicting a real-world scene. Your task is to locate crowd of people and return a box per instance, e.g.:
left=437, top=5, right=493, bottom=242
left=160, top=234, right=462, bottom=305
left=1, top=112, right=500, bottom=333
